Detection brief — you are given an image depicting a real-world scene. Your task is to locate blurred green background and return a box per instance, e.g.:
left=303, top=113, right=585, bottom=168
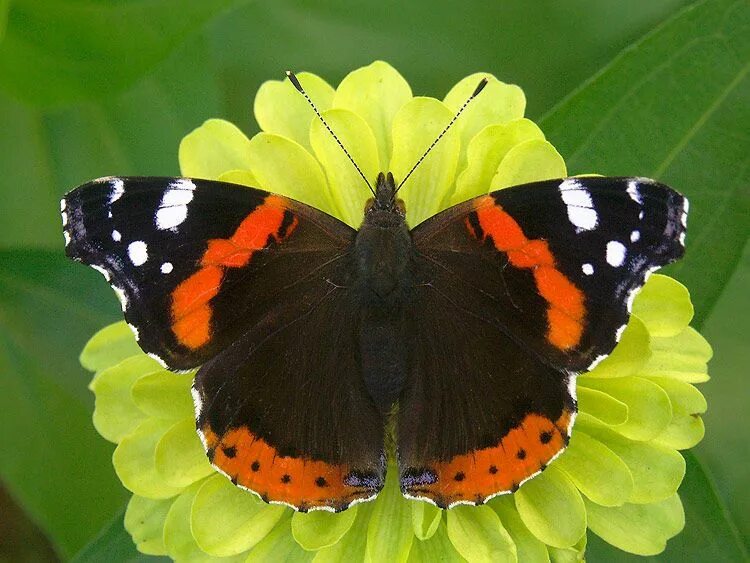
left=0, top=0, right=747, bottom=560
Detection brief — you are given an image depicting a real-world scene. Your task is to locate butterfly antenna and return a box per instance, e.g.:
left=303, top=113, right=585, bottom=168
left=393, top=77, right=489, bottom=198
left=286, top=70, right=376, bottom=197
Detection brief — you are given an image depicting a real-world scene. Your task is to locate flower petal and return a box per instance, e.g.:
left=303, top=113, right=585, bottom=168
left=579, top=376, right=672, bottom=441
left=585, top=494, right=685, bottom=556
left=191, top=474, right=287, bottom=557
left=218, top=169, right=258, bottom=187
left=179, top=119, right=253, bottom=179
left=446, top=504, right=517, bottom=562
left=491, top=496, right=550, bottom=562
left=162, top=481, right=208, bottom=561
left=124, top=495, right=172, bottom=556
left=443, top=74, right=526, bottom=174
left=131, top=370, right=194, bottom=420
left=411, top=501, right=442, bottom=541
left=246, top=133, right=336, bottom=216
left=291, top=505, right=358, bottom=551
left=366, top=464, right=414, bottom=563
left=490, top=139, right=567, bottom=190
left=113, top=417, right=184, bottom=498
left=333, top=61, right=412, bottom=172
left=514, top=465, right=587, bottom=549
left=407, top=523, right=466, bottom=563
left=390, top=97, right=460, bottom=226
left=81, top=321, right=141, bottom=373
left=577, top=386, right=628, bottom=426
left=309, top=108, right=379, bottom=226
left=648, top=377, right=707, bottom=450
left=90, top=356, right=161, bottom=443
left=247, top=516, right=313, bottom=562
left=577, top=415, right=685, bottom=504
left=448, top=119, right=545, bottom=206
left=254, top=72, right=335, bottom=151
left=583, top=316, right=650, bottom=379
left=555, top=431, right=634, bottom=507
left=155, top=417, right=213, bottom=488
left=640, top=327, right=712, bottom=382
left=632, top=275, right=693, bottom=337
left=313, top=502, right=373, bottom=562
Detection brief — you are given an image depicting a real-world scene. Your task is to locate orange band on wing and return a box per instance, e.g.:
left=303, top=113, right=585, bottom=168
left=402, top=410, right=573, bottom=508
left=171, top=196, right=298, bottom=349
left=200, top=424, right=382, bottom=512
left=468, top=196, right=585, bottom=350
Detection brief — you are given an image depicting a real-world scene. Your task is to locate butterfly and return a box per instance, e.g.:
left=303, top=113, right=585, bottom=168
left=62, top=74, right=688, bottom=512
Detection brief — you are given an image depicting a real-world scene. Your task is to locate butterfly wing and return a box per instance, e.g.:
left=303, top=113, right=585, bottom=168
left=399, top=177, right=687, bottom=507
left=63, top=177, right=385, bottom=511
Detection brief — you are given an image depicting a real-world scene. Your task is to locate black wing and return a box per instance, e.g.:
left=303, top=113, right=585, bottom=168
left=398, top=177, right=687, bottom=507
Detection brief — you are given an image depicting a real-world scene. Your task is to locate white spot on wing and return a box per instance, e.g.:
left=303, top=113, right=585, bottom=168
left=606, top=240, right=626, bottom=267
left=61, top=211, right=68, bottom=226
left=157, top=179, right=195, bottom=230
left=112, top=230, right=121, bottom=242
left=638, top=210, right=644, bottom=220
left=109, top=179, right=125, bottom=204
left=627, top=180, right=643, bottom=204
left=559, top=179, right=598, bottom=232
left=630, top=230, right=640, bottom=243
left=63, top=231, right=71, bottom=246
left=582, top=263, right=594, bottom=276
left=161, top=262, right=173, bottom=274
left=128, top=323, right=139, bottom=341
left=60, top=199, right=66, bottom=212
left=679, top=231, right=686, bottom=245
left=128, top=241, right=148, bottom=266
left=147, top=352, right=169, bottom=369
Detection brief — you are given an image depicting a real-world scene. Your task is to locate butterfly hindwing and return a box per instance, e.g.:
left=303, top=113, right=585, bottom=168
left=398, top=176, right=687, bottom=506
left=63, top=176, right=386, bottom=511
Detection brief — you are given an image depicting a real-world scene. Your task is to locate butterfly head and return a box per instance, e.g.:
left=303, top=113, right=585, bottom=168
left=365, top=172, right=406, bottom=217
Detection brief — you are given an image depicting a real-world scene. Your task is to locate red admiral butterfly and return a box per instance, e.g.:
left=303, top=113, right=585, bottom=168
left=62, top=73, right=687, bottom=512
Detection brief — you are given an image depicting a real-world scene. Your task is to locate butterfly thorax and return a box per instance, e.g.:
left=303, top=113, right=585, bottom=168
left=355, top=172, right=413, bottom=411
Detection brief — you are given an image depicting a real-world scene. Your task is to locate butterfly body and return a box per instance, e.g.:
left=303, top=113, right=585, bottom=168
left=62, top=173, right=687, bottom=511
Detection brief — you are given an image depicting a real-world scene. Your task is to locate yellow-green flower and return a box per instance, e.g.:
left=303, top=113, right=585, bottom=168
left=83, top=61, right=711, bottom=561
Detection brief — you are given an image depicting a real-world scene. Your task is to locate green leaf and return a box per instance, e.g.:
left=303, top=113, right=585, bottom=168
left=366, top=465, right=413, bottom=563
left=291, top=506, right=358, bottom=551
left=73, top=506, right=166, bottom=563
left=446, top=505, right=517, bottom=562
left=514, top=465, right=587, bottom=549
left=540, top=0, right=750, bottom=324
left=190, top=474, right=287, bottom=557
left=585, top=494, right=684, bottom=556
left=0, top=0, right=237, bottom=105
left=0, top=251, right=126, bottom=557
left=80, top=321, right=141, bottom=373
left=123, top=495, right=172, bottom=556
